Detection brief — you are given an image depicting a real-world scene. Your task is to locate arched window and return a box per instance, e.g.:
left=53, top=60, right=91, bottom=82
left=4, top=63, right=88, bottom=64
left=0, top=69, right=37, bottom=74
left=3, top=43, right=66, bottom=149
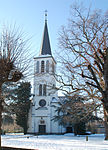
left=52, top=62, right=55, bottom=73
left=43, top=84, right=46, bottom=96
left=39, top=84, right=42, bottom=96
left=46, top=60, right=49, bottom=73
left=36, top=61, right=39, bottom=73
left=41, top=61, right=44, bottom=73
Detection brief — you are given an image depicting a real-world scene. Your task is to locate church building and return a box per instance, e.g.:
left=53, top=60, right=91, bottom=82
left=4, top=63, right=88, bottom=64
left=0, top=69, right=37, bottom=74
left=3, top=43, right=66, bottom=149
left=27, top=13, right=66, bottom=134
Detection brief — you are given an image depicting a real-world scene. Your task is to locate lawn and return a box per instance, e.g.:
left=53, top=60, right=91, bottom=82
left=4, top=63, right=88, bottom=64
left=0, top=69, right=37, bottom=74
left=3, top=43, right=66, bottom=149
left=1, top=133, right=108, bottom=150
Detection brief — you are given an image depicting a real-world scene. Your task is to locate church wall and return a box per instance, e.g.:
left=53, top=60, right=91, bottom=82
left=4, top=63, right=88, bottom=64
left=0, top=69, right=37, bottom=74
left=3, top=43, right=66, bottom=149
left=34, top=56, right=56, bottom=75
left=34, top=56, right=57, bottom=99
left=50, top=102, right=66, bottom=134
left=30, top=116, right=52, bottom=133
left=28, top=56, right=66, bottom=134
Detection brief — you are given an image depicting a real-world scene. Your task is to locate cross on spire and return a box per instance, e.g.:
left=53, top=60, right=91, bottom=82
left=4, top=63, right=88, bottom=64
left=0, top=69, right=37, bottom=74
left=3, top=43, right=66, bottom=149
left=45, top=10, right=48, bottom=22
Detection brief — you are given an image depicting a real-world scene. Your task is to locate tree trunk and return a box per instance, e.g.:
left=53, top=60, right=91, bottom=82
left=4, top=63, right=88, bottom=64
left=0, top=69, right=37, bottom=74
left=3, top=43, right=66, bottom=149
left=104, top=47, right=108, bottom=140
left=0, top=102, right=1, bottom=148
left=0, top=83, right=4, bottom=149
left=104, top=108, right=108, bottom=140
left=0, top=85, right=3, bottom=149
left=24, top=127, right=27, bottom=135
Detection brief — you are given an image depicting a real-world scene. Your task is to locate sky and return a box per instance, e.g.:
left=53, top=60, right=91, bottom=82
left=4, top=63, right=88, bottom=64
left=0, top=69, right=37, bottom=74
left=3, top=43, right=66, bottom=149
left=0, top=0, right=107, bottom=58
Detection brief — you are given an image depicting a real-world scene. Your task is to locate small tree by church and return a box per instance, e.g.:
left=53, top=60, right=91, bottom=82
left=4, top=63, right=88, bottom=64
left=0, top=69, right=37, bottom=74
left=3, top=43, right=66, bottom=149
left=10, top=82, right=31, bottom=134
left=54, top=95, right=99, bottom=135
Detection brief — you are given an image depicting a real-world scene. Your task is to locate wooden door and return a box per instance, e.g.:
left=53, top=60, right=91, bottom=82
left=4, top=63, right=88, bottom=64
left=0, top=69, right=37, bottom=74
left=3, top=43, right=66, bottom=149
left=39, top=125, right=46, bottom=134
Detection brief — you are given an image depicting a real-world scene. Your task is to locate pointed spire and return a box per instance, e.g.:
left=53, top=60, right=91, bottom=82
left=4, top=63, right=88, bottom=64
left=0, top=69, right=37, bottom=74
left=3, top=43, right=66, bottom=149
left=39, top=11, right=52, bottom=56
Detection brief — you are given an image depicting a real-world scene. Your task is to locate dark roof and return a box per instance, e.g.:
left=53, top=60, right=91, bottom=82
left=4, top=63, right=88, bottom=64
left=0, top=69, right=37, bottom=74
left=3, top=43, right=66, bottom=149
left=40, top=21, right=52, bottom=55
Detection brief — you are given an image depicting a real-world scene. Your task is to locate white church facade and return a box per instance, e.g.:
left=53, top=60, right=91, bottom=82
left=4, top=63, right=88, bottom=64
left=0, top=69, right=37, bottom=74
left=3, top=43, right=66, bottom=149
left=27, top=15, right=66, bottom=134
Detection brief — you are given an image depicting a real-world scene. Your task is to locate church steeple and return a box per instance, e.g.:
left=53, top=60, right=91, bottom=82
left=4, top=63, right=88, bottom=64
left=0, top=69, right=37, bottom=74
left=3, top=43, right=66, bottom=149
left=40, top=11, right=52, bottom=56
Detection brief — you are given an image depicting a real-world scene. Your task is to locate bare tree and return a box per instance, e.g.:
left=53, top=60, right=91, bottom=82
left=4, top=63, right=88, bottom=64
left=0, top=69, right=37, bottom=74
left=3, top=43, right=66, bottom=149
left=53, top=94, right=100, bottom=135
left=0, top=25, right=32, bottom=148
left=57, top=4, right=108, bottom=139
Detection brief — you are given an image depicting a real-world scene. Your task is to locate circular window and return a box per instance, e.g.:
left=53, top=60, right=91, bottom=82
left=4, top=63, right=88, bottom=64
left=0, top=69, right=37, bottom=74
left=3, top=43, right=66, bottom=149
left=39, top=99, right=46, bottom=107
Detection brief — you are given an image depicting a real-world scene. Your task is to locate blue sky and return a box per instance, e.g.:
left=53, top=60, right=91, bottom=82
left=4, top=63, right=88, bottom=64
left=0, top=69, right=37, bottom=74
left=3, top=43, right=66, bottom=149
left=0, top=0, right=107, bottom=57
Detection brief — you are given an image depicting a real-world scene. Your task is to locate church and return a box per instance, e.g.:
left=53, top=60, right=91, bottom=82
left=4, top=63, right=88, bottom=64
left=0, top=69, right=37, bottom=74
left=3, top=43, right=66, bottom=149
left=27, top=14, right=66, bottom=134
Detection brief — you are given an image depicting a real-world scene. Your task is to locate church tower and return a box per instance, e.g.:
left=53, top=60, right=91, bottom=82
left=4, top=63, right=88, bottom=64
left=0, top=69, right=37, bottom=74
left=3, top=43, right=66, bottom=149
left=27, top=12, right=65, bottom=134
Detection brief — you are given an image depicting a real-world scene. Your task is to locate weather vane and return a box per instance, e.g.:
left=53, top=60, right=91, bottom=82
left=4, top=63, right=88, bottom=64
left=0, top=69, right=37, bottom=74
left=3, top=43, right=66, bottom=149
left=45, top=10, right=48, bottom=22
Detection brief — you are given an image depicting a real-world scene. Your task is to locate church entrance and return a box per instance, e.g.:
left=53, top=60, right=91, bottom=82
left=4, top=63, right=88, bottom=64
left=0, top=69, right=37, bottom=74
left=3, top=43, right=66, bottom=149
left=66, top=127, right=73, bottom=133
left=39, top=125, right=46, bottom=134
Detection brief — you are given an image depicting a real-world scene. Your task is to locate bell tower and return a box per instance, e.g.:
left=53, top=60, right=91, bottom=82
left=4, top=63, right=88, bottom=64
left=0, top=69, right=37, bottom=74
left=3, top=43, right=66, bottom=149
left=31, top=12, right=58, bottom=134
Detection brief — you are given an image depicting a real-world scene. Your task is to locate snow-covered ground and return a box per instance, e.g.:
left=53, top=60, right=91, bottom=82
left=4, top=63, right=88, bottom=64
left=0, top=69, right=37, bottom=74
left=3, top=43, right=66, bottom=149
left=1, top=133, right=108, bottom=150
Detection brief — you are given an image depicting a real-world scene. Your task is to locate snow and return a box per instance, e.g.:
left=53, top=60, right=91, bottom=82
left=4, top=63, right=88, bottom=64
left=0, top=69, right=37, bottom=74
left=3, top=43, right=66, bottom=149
left=1, top=133, right=108, bottom=150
